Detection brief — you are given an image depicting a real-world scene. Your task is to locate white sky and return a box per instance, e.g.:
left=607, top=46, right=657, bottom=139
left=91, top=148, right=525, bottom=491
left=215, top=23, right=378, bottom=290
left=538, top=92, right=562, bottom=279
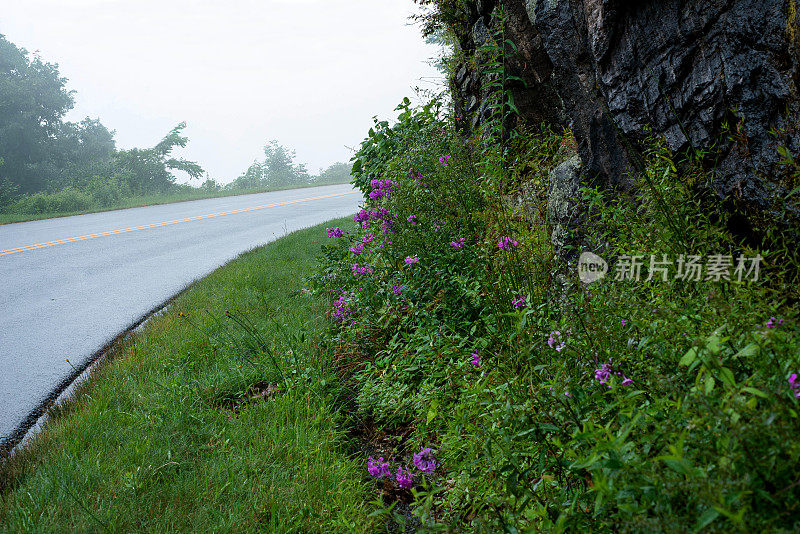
left=1, top=0, right=443, bottom=183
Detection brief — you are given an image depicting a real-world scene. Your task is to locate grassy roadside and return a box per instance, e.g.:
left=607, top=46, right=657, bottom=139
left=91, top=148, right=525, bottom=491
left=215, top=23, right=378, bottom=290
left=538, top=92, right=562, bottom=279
left=0, top=217, right=375, bottom=532
left=0, top=180, right=350, bottom=225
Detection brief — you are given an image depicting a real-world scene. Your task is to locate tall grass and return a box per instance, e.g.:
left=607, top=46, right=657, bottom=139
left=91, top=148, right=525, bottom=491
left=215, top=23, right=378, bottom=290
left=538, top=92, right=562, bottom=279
left=0, top=218, right=375, bottom=532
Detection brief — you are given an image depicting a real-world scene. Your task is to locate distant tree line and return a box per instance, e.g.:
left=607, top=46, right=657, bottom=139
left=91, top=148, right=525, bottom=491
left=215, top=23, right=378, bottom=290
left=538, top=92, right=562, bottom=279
left=0, top=33, right=350, bottom=216
left=228, top=141, right=352, bottom=191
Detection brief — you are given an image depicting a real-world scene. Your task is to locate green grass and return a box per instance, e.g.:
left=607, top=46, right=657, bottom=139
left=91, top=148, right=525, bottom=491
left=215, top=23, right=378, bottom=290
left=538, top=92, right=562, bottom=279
left=0, top=217, right=374, bottom=533
left=0, top=180, right=351, bottom=225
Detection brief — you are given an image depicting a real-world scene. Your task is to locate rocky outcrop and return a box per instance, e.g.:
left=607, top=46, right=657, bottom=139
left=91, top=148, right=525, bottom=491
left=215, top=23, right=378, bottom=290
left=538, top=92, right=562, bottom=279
left=452, top=0, right=800, bottom=256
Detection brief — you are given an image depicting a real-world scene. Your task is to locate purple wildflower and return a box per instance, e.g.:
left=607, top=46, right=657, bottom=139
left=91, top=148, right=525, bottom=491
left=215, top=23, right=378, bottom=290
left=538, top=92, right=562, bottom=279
left=471, top=352, right=481, bottom=368
left=512, top=296, right=527, bottom=309
left=450, top=237, right=466, bottom=249
left=331, top=290, right=353, bottom=322
left=326, top=227, right=343, bottom=238
left=368, top=178, right=394, bottom=200
left=395, top=466, right=413, bottom=489
left=354, top=208, right=371, bottom=223
left=766, top=316, right=784, bottom=328
left=405, top=255, right=420, bottom=265
left=432, top=222, right=441, bottom=231
left=412, top=448, right=436, bottom=473
left=367, top=456, right=392, bottom=478
left=351, top=243, right=364, bottom=255
left=352, top=264, right=373, bottom=279
left=439, top=155, right=449, bottom=166
left=407, top=215, right=417, bottom=225
left=789, top=374, right=800, bottom=398
left=409, top=168, right=425, bottom=186
left=547, top=330, right=567, bottom=352
left=391, top=284, right=405, bottom=295
left=621, top=319, right=628, bottom=326
left=362, top=233, right=375, bottom=244
left=497, top=236, right=518, bottom=251
left=594, top=359, right=633, bottom=388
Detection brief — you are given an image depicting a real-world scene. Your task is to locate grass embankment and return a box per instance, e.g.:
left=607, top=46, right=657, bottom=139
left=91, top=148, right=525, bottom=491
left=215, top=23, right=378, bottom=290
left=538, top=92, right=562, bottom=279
left=0, top=218, right=374, bottom=532
left=0, top=180, right=350, bottom=225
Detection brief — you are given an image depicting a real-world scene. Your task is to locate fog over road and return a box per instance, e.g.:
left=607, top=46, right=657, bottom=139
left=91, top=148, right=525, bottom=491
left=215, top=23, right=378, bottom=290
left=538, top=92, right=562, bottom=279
left=0, top=184, right=360, bottom=450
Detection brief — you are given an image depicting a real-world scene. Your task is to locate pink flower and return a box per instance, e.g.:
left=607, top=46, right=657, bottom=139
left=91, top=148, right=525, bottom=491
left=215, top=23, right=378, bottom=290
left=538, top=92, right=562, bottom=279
left=326, top=227, right=343, bottom=238
left=404, top=255, right=420, bottom=265
left=450, top=237, right=466, bottom=249
left=438, top=155, right=449, bottom=166
left=407, top=215, right=417, bottom=225
left=512, top=296, right=527, bottom=309
left=351, top=243, right=364, bottom=255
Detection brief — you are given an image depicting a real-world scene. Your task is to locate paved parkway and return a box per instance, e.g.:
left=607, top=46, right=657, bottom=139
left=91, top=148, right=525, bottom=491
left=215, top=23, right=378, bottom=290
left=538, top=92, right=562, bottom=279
left=0, top=184, right=360, bottom=450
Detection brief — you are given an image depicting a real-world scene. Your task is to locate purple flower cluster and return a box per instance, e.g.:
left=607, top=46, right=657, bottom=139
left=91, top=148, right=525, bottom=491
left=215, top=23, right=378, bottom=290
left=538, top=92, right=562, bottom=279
left=450, top=237, right=466, bottom=249
left=547, top=330, right=571, bottom=352
left=512, top=296, right=527, bottom=309
left=326, top=227, right=343, bottom=238
left=405, top=255, right=420, bottom=265
left=351, top=243, right=364, bottom=255
left=432, top=222, right=442, bottom=231
left=439, top=155, right=450, bottom=166
left=395, top=467, right=413, bottom=488
left=368, top=178, right=394, bottom=200
left=407, top=215, right=417, bottom=225
left=412, top=448, right=437, bottom=473
left=471, top=352, right=481, bottom=368
left=362, top=233, right=375, bottom=244
left=330, top=290, right=352, bottom=322
left=790, top=374, right=800, bottom=398
left=367, top=447, right=437, bottom=489
left=766, top=316, right=784, bottom=328
left=391, top=284, right=405, bottom=295
left=355, top=206, right=398, bottom=234
left=497, top=236, right=518, bottom=251
left=409, top=168, right=425, bottom=186
left=352, top=263, right=373, bottom=279
left=594, top=359, right=633, bottom=388
left=367, top=456, right=392, bottom=477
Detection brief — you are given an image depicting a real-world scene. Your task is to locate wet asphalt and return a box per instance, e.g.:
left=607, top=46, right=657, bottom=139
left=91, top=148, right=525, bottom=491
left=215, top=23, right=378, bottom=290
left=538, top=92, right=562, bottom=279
left=0, top=184, right=361, bottom=450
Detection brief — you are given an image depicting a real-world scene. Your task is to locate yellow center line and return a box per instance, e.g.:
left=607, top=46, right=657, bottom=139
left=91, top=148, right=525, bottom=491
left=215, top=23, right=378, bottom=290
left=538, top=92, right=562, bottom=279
left=0, top=191, right=358, bottom=257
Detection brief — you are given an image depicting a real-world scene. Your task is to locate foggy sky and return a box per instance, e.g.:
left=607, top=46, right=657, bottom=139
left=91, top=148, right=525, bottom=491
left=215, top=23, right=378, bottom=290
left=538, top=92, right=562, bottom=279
left=2, top=0, right=443, bottom=183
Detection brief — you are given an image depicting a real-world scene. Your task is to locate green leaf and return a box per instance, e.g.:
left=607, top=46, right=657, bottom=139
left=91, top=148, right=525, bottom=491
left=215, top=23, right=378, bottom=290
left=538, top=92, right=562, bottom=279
left=719, top=367, right=736, bottom=389
left=741, top=387, right=768, bottom=398
left=704, top=374, right=715, bottom=394
left=733, top=343, right=759, bottom=358
left=680, top=347, right=698, bottom=366
left=695, top=508, right=720, bottom=530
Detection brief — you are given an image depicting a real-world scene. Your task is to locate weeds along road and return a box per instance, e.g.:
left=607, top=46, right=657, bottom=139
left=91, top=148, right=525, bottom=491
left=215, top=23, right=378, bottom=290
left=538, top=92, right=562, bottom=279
left=0, top=184, right=361, bottom=450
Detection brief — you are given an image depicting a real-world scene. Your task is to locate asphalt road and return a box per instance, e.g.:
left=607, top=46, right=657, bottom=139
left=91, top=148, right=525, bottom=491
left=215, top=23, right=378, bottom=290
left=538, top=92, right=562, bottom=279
left=0, top=184, right=360, bottom=449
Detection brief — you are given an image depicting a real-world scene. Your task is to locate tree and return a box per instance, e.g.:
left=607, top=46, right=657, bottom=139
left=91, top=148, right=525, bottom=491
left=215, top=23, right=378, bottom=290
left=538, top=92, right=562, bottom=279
left=313, top=162, right=352, bottom=185
left=0, top=34, right=75, bottom=194
left=262, top=140, right=309, bottom=188
left=113, top=122, right=204, bottom=194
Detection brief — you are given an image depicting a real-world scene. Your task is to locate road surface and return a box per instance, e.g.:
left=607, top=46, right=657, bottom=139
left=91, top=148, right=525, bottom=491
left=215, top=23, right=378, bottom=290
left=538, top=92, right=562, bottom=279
left=0, top=184, right=360, bottom=450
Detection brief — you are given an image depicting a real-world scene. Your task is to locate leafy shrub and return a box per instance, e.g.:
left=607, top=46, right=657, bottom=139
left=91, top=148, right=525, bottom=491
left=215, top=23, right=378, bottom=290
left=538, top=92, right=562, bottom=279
left=315, top=95, right=800, bottom=533
left=10, top=187, right=96, bottom=214
left=85, top=175, right=130, bottom=207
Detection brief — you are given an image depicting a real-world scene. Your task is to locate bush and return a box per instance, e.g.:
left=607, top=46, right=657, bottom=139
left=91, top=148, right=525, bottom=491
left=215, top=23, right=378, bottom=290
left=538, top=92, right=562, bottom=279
left=315, top=98, right=800, bottom=532
left=85, top=175, right=129, bottom=208
left=10, top=187, right=96, bottom=214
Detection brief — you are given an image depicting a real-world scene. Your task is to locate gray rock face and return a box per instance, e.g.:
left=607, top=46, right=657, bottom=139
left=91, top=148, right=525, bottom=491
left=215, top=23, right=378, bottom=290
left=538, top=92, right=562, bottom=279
left=452, top=0, right=800, bottom=243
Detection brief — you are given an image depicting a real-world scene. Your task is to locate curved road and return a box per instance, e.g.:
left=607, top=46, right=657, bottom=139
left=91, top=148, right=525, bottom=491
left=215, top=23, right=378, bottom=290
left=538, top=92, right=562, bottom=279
left=0, top=184, right=360, bottom=450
